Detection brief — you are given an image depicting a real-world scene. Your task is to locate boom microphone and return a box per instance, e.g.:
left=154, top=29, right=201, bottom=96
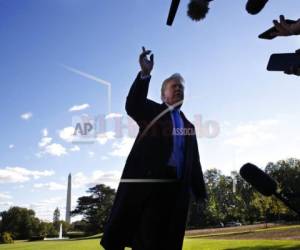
left=187, top=0, right=213, bottom=21
left=167, top=0, right=181, bottom=26
left=240, top=163, right=277, bottom=196
left=246, top=0, right=269, bottom=15
left=240, top=163, right=300, bottom=216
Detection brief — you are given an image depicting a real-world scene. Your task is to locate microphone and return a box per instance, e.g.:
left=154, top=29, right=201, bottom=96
left=167, top=0, right=181, bottom=26
left=187, top=0, right=213, bottom=21
left=246, top=0, right=269, bottom=15
left=240, top=163, right=300, bottom=216
left=240, top=163, right=277, bottom=196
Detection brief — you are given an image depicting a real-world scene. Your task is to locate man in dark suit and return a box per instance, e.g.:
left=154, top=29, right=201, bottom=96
left=100, top=47, right=207, bottom=250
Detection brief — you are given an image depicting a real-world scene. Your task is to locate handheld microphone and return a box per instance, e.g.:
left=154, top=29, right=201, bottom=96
left=167, top=0, right=181, bottom=26
left=246, top=0, right=269, bottom=15
left=240, top=163, right=300, bottom=216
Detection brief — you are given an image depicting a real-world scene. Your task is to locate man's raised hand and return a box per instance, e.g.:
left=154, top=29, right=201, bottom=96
left=139, top=46, right=154, bottom=77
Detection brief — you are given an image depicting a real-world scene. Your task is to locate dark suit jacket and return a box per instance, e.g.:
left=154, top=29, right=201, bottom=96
left=100, top=72, right=207, bottom=250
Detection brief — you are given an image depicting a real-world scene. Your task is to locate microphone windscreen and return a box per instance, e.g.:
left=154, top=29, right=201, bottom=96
left=187, top=0, right=211, bottom=21
left=246, top=0, right=269, bottom=15
left=240, top=163, right=277, bottom=196
left=167, top=0, right=181, bottom=26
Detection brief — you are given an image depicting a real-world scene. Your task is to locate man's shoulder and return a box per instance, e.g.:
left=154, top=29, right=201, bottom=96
left=145, top=99, right=165, bottom=112
left=180, top=111, right=195, bottom=128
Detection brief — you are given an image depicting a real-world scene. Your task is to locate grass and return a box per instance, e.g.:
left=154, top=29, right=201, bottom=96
left=0, top=225, right=299, bottom=250
left=183, top=239, right=300, bottom=249
left=186, top=225, right=300, bottom=240
left=0, top=238, right=300, bottom=250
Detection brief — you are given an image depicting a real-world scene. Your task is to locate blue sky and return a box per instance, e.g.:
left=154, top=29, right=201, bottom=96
left=1, top=0, right=300, bottom=221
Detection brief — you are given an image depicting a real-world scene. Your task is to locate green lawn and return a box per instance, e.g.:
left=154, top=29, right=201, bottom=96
left=1, top=225, right=300, bottom=250
left=186, top=225, right=300, bottom=241
left=0, top=238, right=300, bottom=250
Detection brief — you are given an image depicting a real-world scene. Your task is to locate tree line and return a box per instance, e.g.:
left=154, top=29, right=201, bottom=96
left=1, top=158, right=299, bottom=242
left=70, top=158, right=300, bottom=233
left=187, top=158, right=300, bottom=228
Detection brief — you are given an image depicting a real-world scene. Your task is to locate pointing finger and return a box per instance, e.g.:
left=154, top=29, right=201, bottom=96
left=279, top=15, right=291, bottom=31
left=279, top=15, right=285, bottom=24
left=140, top=50, right=152, bottom=58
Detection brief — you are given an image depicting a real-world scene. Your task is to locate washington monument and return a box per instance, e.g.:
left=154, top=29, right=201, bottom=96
left=65, top=173, right=71, bottom=224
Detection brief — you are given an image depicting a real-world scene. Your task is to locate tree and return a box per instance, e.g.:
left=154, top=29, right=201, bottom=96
left=187, top=158, right=300, bottom=229
left=71, top=184, right=116, bottom=234
left=0, top=207, right=40, bottom=239
left=45, top=223, right=58, bottom=237
left=187, top=169, right=225, bottom=228
left=53, top=207, right=60, bottom=231
left=265, top=158, right=300, bottom=220
left=53, top=207, right=60, bottom=223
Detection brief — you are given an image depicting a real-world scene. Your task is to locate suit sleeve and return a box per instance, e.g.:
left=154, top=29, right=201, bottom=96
left=125, top=71, right=158, bottom=127
left=191, top=132, right=207, bottom=201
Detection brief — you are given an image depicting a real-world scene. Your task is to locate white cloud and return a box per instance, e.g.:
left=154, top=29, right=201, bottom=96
left=202, top=116, right=300, bottom=175
left=59, top=126, right=76, bottom=143
left=88, top=151, right=95, bottom=158
left=73, top=172, right=89, bottom=188
left=101, top=156, right=109, bottom=160
left=0, top=201, right=13, bottom=211
left=37, top=128, right=80, bottom=157
left=29, top=194, right=79, bottom=222
left=110, top=136, right=134, bottom=157
left=0, top=166, right=54, bottom=183
left=224, top=119, right=279, bottom=148
left=96, top=131, right=115, bottom=145
left=89, top=170, right=121, bottom=189
left=23, top=169, right=121, bottom=221
left=38, top=137, right=53, bottom=147
left=37, top=129, right=67, bottom=157
left=8, top=144, right=14, bottom=149
left=29, top=196, right=65, bottom=222
left=43, top=143, right=67, bottom=156
left=105, top=113, right=123, bottom=119
left=33, top=182, right=66, bottom=191
left=69, top=103, right=90, bottom=112
left=0, top=192, right=12, bottom=200
left=73, top=170, right=121, bottom=190
left=69, top=145, right=80, bottom=152
left=42, top=128, right=48, bottom=137
left=21, top=112, right=33, bottom=120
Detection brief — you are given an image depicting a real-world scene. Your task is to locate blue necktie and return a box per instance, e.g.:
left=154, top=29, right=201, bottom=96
left=171, top=109, right=185, bottom=178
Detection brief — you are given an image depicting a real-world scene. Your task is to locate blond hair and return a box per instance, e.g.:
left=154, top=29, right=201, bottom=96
left=161, top=73, right=185, bottom=101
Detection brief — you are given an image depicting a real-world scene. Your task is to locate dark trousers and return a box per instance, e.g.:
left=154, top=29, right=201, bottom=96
left=132, top=166, right=181, bottom=250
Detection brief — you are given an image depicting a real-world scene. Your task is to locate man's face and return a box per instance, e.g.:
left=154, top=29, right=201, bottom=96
left=163, top=79, right=184, bottom=106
